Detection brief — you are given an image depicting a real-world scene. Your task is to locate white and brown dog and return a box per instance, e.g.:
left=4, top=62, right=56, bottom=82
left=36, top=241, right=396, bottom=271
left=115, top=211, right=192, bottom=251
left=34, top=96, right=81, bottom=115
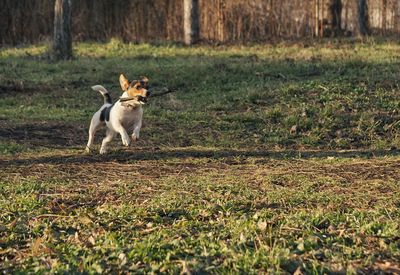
left=86, top=74, right=150, bottom=154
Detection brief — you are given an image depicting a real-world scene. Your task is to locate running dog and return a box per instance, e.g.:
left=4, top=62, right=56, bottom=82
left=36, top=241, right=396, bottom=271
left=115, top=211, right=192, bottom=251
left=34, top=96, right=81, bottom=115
left=86, top=74, right=150, bottom=154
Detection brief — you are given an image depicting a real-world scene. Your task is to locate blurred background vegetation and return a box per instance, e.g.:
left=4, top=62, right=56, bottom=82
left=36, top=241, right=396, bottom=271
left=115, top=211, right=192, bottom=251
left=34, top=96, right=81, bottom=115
left=1, top=0, right=399, bottom=45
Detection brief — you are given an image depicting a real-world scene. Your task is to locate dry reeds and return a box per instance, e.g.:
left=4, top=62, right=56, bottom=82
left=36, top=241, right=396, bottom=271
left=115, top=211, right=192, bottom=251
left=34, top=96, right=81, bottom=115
left=0, top=0, right=399, bottom=45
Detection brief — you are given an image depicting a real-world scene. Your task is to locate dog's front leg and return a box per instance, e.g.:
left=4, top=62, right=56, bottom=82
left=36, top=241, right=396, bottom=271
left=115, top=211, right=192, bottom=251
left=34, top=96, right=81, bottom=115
left=115, top=124, right=131, bottom=147
left=131, top=120, right=142, bottom=142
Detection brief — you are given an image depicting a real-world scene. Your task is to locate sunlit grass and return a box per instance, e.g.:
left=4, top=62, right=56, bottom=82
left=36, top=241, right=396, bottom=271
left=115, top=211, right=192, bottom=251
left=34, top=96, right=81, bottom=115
left=2, top=37, right=399, bottom=62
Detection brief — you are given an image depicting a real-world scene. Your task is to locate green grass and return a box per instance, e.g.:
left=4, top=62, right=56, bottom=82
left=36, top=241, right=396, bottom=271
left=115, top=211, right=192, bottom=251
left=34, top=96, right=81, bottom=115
left=1, top=39, right=400, bottom=273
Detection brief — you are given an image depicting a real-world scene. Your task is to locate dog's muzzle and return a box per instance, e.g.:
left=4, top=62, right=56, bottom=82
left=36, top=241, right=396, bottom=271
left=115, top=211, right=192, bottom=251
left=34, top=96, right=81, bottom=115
left=138, top=95, right=148, bottom=103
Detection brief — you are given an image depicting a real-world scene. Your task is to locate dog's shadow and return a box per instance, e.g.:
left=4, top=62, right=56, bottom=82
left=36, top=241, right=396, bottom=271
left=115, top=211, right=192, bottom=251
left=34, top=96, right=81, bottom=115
left=2, top=147, right=400, bottom=167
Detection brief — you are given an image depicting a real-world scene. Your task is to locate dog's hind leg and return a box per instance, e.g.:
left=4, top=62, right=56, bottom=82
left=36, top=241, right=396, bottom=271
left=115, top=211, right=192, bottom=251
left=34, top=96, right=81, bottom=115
left=86, top=114, right=102, bottom=153
left=100, top=129, right=116, bottom=154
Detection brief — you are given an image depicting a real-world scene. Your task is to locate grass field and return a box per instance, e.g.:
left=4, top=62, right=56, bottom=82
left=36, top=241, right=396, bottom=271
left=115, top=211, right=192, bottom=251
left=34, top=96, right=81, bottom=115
left=1, top=39, right=400, bottom=273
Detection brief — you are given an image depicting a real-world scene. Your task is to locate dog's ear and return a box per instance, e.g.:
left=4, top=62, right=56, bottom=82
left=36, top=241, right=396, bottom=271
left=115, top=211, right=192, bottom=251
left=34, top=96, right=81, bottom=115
left=119, top=74, right=130, bottom=91
left=138, top=76, right=149, bottom=88
left=139, top=76, right=149, bottom=84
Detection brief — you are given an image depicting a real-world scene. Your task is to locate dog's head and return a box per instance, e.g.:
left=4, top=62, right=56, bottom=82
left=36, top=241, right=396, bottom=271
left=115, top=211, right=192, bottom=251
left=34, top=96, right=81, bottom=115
left=119, top=74, right=150, bottom=104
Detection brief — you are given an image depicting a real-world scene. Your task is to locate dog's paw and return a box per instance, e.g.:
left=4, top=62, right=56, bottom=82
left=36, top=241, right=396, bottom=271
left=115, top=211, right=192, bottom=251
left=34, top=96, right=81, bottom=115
left=131, top=134, right=139, bottom=142
left=99, top=147, right=108, bottom=154
left=85, top=147, right=91, bottom=154
left=122, top=138, right=131, bottom=147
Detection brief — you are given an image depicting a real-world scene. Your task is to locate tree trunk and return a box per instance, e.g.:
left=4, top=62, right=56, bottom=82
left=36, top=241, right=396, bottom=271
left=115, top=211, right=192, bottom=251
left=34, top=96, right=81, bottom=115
left=330, top=0, right=342, bottom=36
left=315, top=0, right=320, bottom=37
left=217, top=0, right=224, bottom=42
left=183, top=0, right=199, bottom=45
left=320, top=0, right=324, bottom=37
left=357, top=0, right=369, bottom=36
left=381, top=0, right=387, bottom=32
left=52, top=0, right=72, bottom=60
left=395, top=0, right=400, bottom=32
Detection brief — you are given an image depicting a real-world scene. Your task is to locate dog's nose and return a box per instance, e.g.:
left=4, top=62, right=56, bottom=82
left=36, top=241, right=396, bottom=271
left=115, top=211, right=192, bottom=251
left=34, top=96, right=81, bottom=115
left=146, top=90, right=151, bottom=97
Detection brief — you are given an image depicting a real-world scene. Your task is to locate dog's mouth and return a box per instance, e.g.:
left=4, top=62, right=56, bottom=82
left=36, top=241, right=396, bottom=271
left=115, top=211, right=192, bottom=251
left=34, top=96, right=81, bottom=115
left=119, top=95, right=149, bottom=105
left=138, top=96, right=148, bottom=104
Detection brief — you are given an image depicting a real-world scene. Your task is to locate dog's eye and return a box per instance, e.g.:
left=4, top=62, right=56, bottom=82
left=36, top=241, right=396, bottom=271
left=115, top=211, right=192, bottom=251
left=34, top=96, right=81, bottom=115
left=136, top=85, right=142, bottom=89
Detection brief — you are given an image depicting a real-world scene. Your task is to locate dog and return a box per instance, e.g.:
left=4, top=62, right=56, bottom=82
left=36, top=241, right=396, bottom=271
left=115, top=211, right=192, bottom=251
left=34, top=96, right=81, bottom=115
left=85, top=74, right=150, bottom=154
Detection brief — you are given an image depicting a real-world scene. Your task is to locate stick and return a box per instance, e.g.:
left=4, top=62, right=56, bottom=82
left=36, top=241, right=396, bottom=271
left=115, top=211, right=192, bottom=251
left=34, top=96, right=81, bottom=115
left=119, top=87, right=177, bottom=102
left=119, top=96, right=140, bottom=102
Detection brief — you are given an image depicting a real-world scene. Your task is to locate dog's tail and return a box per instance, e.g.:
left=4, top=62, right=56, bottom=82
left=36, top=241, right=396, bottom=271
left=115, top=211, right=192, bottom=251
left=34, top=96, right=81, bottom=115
left=91, top=85, right=112, bottom=104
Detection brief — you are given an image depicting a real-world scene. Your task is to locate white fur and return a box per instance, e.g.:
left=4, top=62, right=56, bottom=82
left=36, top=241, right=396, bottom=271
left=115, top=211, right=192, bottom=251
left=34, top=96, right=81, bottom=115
left=86, top=85, right=145, bottom=154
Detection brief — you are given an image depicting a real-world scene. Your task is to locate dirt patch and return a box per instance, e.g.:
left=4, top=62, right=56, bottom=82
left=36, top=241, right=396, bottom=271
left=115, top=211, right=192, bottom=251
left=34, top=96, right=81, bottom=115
left=0, top=121, right=88, bottom=147
left=3, top=148, right=400, bottom=186
left=1, top=153, right=233, bottom=208
left=2, top=154, right=229, bottom=184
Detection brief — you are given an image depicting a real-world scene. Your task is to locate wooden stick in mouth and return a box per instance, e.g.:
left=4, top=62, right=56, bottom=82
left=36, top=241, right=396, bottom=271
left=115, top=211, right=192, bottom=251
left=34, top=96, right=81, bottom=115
left=119, top=87, right=177, bottom=102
